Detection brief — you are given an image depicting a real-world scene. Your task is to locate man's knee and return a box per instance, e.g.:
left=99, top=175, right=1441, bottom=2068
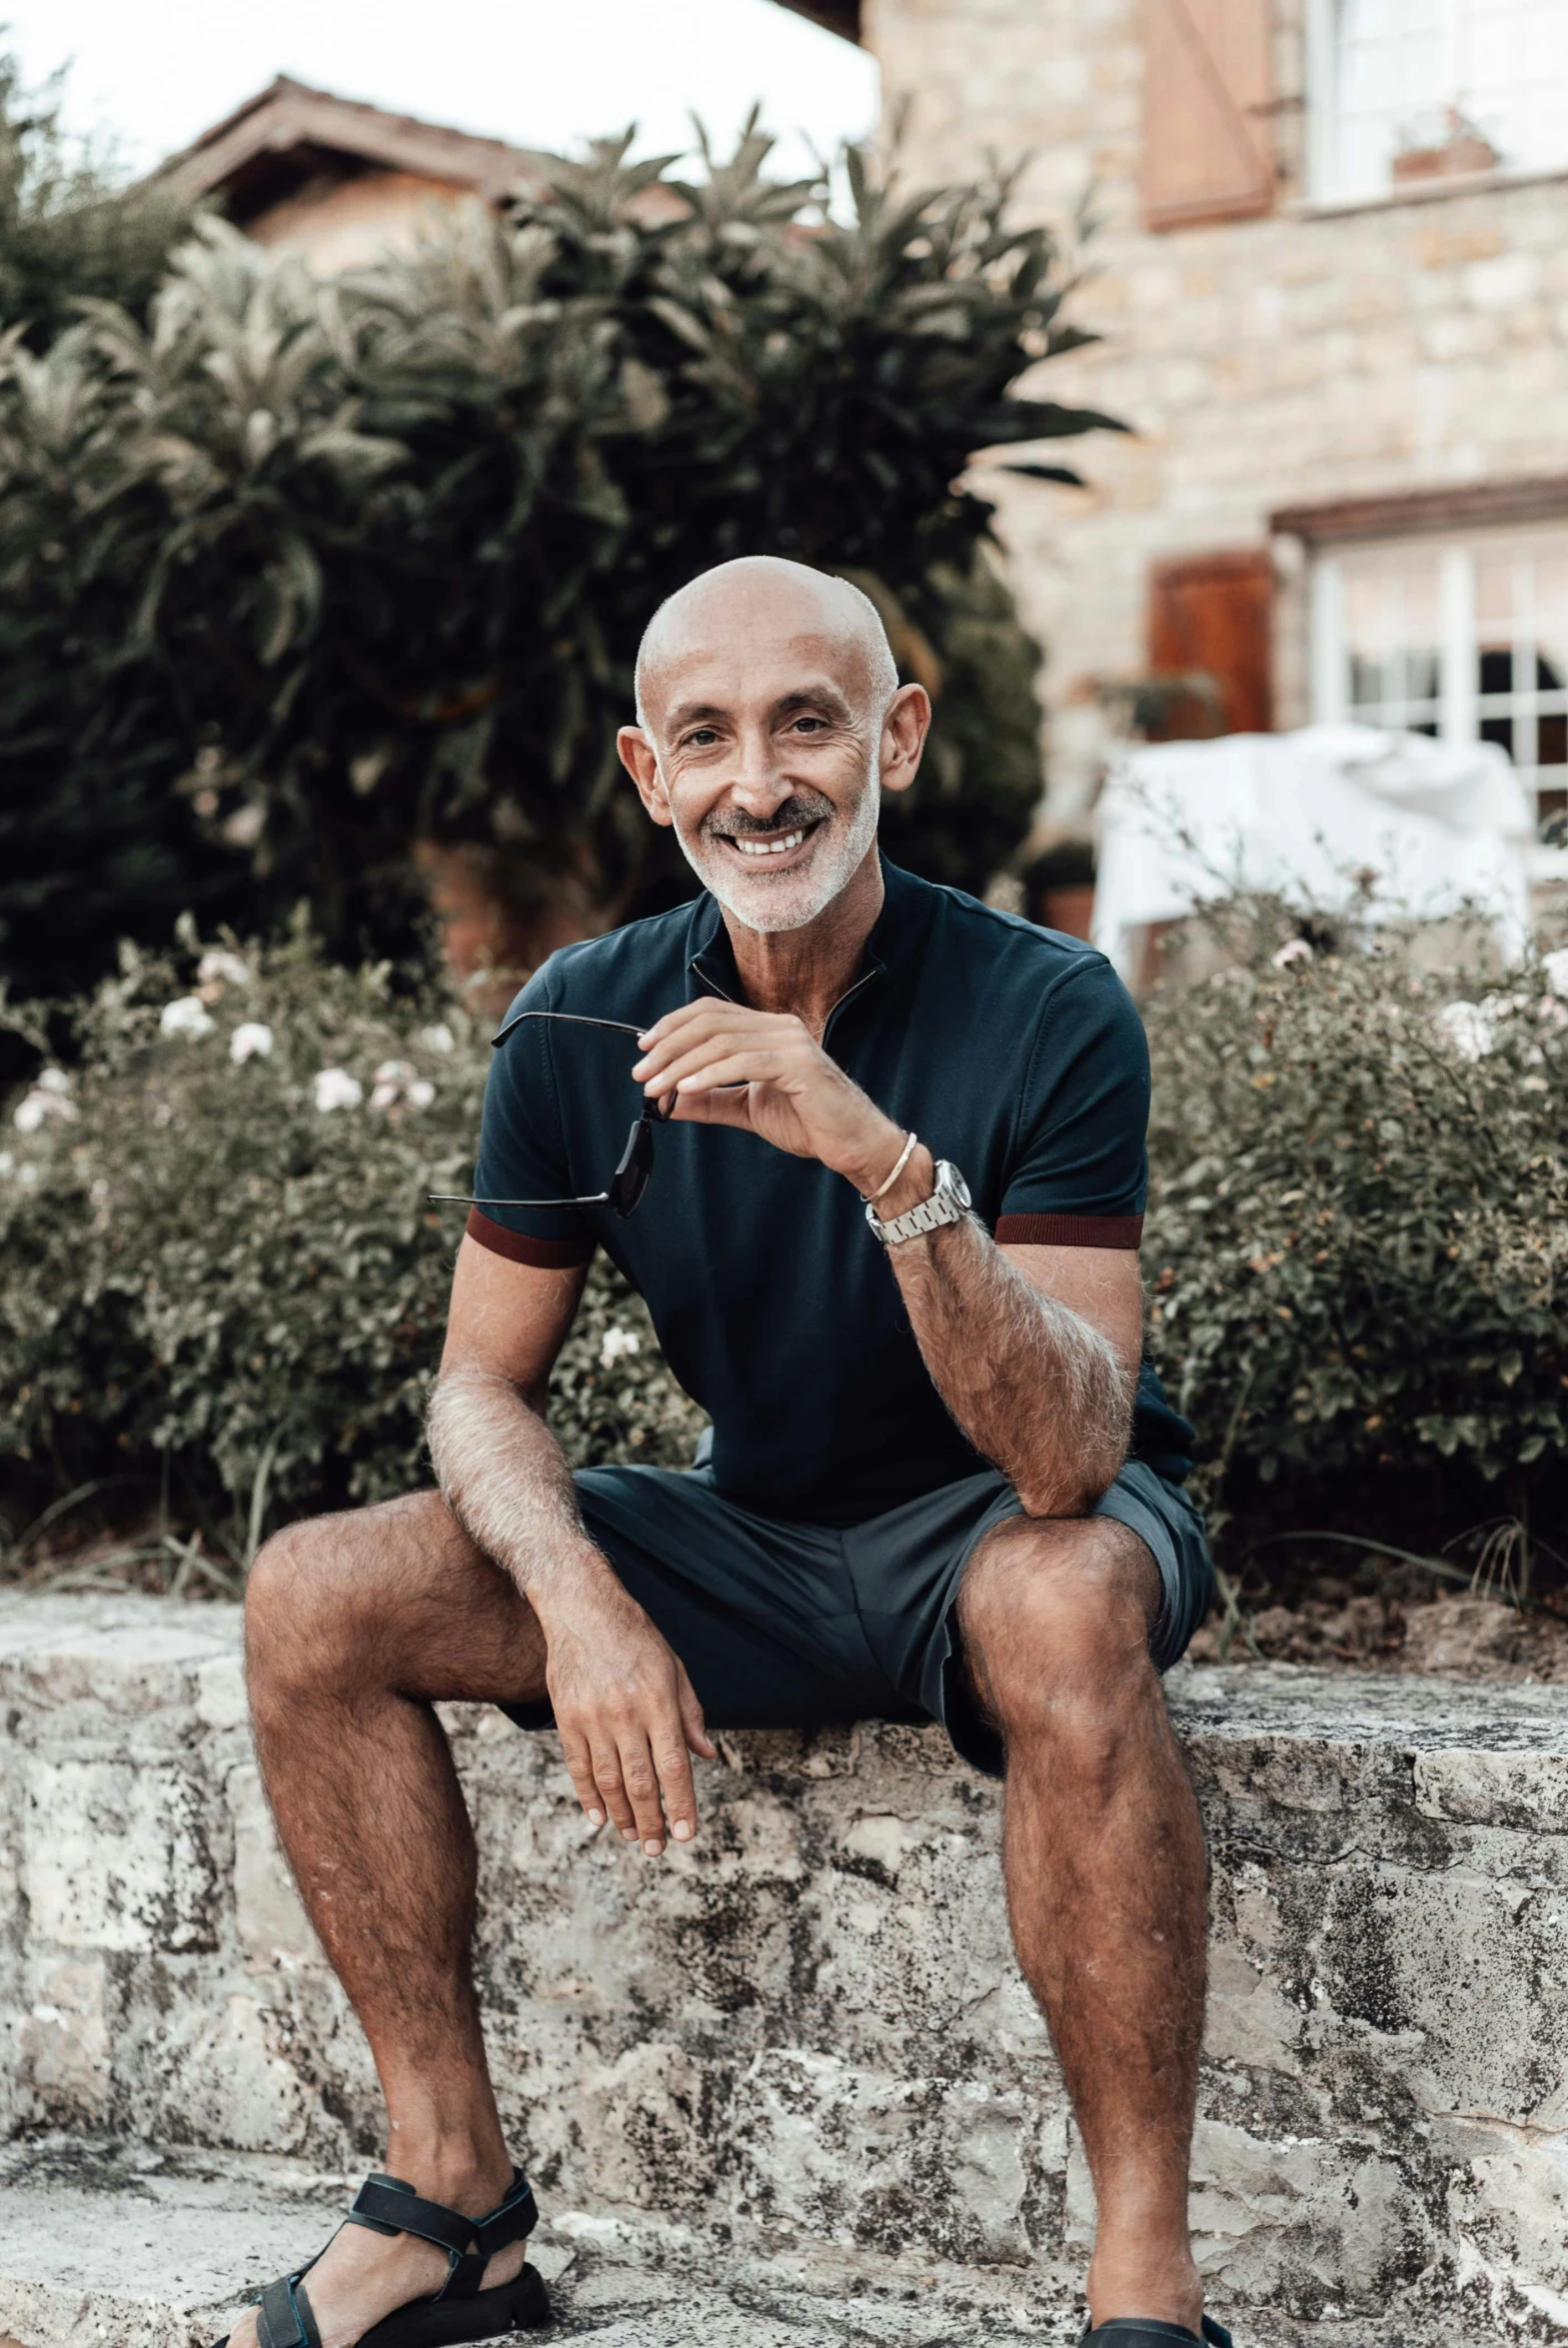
left=245, top=1491, right=446, bottom=1699
left=958, top=1513, right=1161, bottom=1758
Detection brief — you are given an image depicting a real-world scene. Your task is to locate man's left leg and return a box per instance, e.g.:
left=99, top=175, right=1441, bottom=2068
left=957, top=1511, right=1209, bottom=2334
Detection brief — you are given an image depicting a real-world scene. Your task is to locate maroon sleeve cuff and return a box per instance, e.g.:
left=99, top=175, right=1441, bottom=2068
left=465, top=1208, right=594, bottom=1268
left=995, top=1211, right=1144, bottom=1250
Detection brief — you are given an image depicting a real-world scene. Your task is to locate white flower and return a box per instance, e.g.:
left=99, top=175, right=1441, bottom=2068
left=374, top=1060, right=413, bottom=1087
left=0, top=1151, right=11, bottom=1175
left=197, top=950, right=250, bottom=988
left=13, top=1077, right=78, bottom=1132
left=1522, top=1074, right=1550, bottom=1093
left=17, top=1161, right=38, bottom=1186
left=407, top=1080, right=436, bottom=1110
left=1271, top=938, right=1313, bottom=969
left=313, top=1068, right=363, bottom=1112
left=1543, top=948, right=1568, bottom=999
left=418, top=1023, right=456, bottom=1055
left=1435, top=1001, right=1496, bottom=1062
left=369, top=1083, right=399, bottom=1110
left=160, top=996, right=216, bottom=1040
left=230, top=1022, right=274, bottom=1065
left=600, top=1326, right=643, bottom=1368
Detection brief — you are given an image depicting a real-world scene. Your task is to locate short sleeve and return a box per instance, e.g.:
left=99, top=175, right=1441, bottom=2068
left=465, top=968, right=596, bottom=1269
left=995, top=957, right=1149, bottom=1250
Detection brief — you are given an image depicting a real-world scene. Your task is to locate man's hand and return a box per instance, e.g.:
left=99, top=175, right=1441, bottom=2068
left=538, top=1565, right=717, bottom=1855
left=633, top=1001, right=904, bottom=1193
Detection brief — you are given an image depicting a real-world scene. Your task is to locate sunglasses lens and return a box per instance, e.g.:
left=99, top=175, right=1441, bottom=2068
left=607, top=1116, right=655, bottom=1215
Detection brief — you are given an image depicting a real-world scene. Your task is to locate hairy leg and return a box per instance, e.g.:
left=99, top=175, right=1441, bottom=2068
left=223, top=1490, right=549, bottom=2348
left=957, top=1513, right=1208, bottom=2332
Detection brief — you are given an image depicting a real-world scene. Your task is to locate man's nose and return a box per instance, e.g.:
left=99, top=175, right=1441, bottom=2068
left=727, top=726, right=790, bottom=814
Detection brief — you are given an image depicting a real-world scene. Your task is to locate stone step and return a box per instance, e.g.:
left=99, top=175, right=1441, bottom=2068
left=0, top=2139, right=1417, bottom=2348
left=5, top=1590, right=1568, bottom=2343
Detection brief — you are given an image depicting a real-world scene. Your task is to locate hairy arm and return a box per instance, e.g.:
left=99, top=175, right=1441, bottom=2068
left=430, top=1235, right=713, bottom=1853
left=883, top=1195, right=1141, bottom=1518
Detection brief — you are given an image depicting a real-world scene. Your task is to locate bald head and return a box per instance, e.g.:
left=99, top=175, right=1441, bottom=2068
left=634, top=557, right=898, bottom=731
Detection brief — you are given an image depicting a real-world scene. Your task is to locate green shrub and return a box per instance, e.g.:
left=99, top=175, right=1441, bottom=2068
left=1143, top=907, right=1568, bottom=1547
left=0, top=129, right=1109, bottom=1000
left=0, top=928, right=703, bottom=1556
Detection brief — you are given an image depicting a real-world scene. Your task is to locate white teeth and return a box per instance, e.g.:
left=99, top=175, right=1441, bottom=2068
left=735, top=830, right=804, bottom=858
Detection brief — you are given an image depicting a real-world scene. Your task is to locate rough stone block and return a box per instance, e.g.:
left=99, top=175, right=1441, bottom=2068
left=6, top=1593, right=1568, bottom=2339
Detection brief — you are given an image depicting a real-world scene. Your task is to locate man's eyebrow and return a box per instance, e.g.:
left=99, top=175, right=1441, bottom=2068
left=773, top=686, right=852, bottom=718
left=667, top=701, right=730, bottom=729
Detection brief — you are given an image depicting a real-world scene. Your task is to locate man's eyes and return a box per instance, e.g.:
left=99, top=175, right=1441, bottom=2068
left=684, top=728, right=721, bottom=747
left=789, top=716, right=828, bottom=733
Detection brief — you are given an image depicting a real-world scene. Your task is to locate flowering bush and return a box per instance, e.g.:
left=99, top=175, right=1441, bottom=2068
left=0, top=927, right=703, bottom=1557
left=1142, top=905, right=1568, bottom=1546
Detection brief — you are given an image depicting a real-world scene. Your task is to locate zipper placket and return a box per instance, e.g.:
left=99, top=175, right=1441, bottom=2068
left=821, top=966, right=880, bottom=1049
left=689, top=963, right=881, bottom=1041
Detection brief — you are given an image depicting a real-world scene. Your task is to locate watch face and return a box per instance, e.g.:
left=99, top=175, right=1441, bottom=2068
left=943, top=1163, right=972, bottom=1210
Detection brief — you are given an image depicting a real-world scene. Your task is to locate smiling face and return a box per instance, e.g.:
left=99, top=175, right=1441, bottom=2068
left=619, top=560, right=928, bottom=935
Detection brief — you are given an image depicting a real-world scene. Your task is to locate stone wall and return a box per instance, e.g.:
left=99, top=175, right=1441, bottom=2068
left=5, top=1591, right=1568, bottom=2339
left=863, top=0, right=1568, bottom=748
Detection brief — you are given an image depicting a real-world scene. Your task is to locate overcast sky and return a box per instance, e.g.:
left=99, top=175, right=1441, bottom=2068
left=8, top=0, right=879, bottom=183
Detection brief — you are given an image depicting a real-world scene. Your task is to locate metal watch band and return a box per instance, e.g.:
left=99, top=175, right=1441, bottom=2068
left=864, top=1159, right=972, bottom=1247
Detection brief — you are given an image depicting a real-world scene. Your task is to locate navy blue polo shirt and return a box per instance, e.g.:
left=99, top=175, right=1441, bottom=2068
left=468, top=858, right=1193, bottom=1525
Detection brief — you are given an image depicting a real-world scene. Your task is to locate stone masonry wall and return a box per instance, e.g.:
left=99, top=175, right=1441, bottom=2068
left=6, top=1593, right=1568, bottom=2337
left=864, top=0, right=1568, bottom=749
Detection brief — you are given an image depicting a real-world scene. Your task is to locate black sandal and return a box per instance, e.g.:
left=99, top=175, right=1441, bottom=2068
left=209, top=2168, right=550, bottom=2347
left=1081, top=2322, right=1233, bottom=2347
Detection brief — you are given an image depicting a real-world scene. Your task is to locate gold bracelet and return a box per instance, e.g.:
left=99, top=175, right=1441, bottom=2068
left=864, top=1130, right=917, bottom=1201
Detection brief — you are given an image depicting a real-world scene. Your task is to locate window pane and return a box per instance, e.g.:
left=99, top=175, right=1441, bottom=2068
left=1339, top=548, right=1443, bottom=722
left=1325, top=0, right=1568, bottom=199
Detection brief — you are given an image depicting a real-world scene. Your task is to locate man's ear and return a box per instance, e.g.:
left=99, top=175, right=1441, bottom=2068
left=617, top=727, right=674, bottom=828
left=877, top=684, right=931, bottom=800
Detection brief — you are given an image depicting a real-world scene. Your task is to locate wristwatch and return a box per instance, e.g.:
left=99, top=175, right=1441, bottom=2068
left=864, top=1157, right=972, bottom=1246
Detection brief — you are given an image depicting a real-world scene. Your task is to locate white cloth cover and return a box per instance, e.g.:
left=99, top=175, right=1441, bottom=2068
left=1090, top=725, right=1536, bottom=981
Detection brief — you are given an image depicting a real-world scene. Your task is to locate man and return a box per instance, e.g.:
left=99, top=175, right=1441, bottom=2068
left=217, top=559, right=1223, bottom=2348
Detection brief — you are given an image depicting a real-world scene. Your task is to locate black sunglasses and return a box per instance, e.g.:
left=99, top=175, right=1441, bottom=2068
left=430, top=1012, right=668, bottom=1221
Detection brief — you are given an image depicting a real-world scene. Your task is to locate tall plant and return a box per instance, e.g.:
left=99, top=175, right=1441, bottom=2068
left=0, top=125, right=1118, bottom=999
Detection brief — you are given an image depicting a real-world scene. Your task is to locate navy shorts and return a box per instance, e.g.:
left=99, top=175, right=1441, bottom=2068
left=500, top=1459, right=1213, bottom=1777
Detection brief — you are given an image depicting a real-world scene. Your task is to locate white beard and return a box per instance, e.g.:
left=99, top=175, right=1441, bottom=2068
left=670, top=761, right=882, bottom=935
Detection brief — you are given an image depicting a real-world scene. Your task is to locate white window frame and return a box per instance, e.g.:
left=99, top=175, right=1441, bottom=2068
left=1311, top=529, right=1568, bottom=879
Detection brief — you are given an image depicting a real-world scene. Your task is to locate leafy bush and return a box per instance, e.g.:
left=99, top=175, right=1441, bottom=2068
left=1143, top=907, right=1568, bottom=1556
left=0, top=130, right=1109, bottom=1001
left=0, top=930, right=703, bottom=1560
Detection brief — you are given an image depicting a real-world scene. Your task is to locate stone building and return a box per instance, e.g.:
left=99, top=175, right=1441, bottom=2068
left=784, top=0, right=1568, bottom=876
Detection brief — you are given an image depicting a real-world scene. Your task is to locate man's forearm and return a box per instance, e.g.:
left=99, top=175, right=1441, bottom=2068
left=427, top=1364, right=611, bottom=1611
left=888, top=1216, right=1134, bottom=1518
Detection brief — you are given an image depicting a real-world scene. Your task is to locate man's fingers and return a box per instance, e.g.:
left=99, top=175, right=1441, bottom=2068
left=667, top=1086, right=754, bottom=1130
left=679, top=1668, right=717, bottom=1762
left=674, top=1050, right=782, bottom=1097
left=644, top=1037, right=785, bottom=1100
left=588, top=1737, right=637, bottom=1839
left=617, top=1731, right=669, bottom=1854
left=651, top=1726, right=700, bottom=1844
left=558, top=1726, right=608, bottom=1827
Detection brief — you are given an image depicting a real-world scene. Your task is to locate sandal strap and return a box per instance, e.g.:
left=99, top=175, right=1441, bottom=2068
left=474, top=2170, right=539, bottom=2258
left=1082, top=2324, right=1232, bottom=2348
left=347, top=2174, right=475, bottom=2258
left=256, top=2275, right=322, bottom=2348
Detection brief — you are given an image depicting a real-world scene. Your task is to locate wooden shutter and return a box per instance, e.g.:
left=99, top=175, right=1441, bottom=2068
left=1141, top=0, right=1275, bottom=230
left=1147, top=550, right=1274, bottom=737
